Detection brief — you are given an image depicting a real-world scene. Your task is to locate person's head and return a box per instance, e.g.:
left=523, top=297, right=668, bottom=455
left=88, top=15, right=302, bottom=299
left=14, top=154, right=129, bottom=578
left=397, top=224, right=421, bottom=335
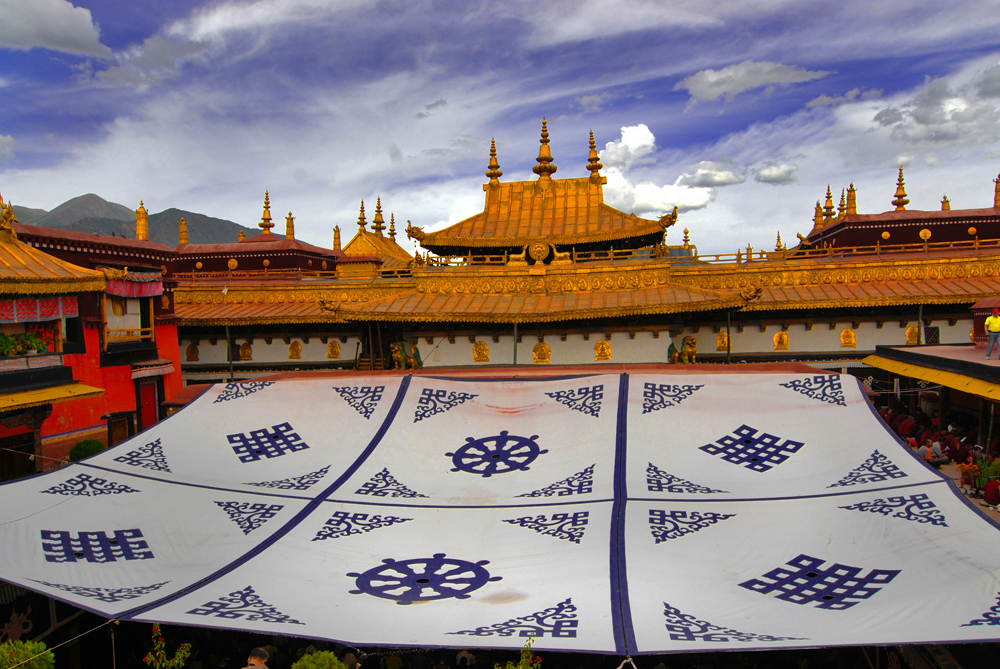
left=248, top=648, right=269, bottom=666
left=993, top=308, right=998, bottom=315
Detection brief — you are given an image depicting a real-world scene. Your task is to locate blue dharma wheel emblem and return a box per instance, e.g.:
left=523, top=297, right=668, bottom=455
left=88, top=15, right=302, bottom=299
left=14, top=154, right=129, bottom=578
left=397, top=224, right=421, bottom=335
left=347, top=553, right=501, bottom=605
left=446, top=431, right=547, bottom=477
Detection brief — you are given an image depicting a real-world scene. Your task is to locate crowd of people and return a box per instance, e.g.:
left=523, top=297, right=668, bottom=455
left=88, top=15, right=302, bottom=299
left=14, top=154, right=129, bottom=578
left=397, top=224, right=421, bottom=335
left=879, top=402, right=988, bottom=468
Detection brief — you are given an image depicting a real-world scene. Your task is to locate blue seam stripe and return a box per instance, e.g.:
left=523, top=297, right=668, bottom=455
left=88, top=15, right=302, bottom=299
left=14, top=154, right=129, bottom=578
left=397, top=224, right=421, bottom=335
left=632, top=479, right=946, bottom=503
left=609, top=372, right=634, bottom=655
left=116, top=375, right=413, bottom=620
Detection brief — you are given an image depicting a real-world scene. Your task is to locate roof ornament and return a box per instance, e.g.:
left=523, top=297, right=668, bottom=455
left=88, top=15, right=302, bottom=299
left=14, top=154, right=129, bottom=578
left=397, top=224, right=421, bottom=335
left=405, top=220, right=425, bottom=242
left=682, top=227, right=691, bottom=249
left=0, top=192, right=18, bottom=241
left=356, top=200, right=367, bottom=230
left=892, top=167, right=909, bottom=211
left=238, top=230, right=246, bottom=242
left=586, top=130, right=603, bottom=182
left=846, top=183, right=857, bottom=215
left=994, top=172, right=1000, bottom=208
left=372, top=197, right=386, bottom=236
left=941, top=195, right=951, bottom=211
left=285, top=211, right=295, bottom=240
left=822, top=186, right=835, bottom=222
left=658, top=206, right=678, bottom=229
left=135, top=200, right=149, bottom=241
left=837, top=189, right=846, bottom=219
left=259, top=191, right=275, bottom=234
left=389, top=213, right=397, bottom=240
left=486, top=138, right=503, bottom=185
left=532, top=119, right=557, bottom=182
left=333, top=225, right=341, bottom=250
left=775, top=231, right=783, bottom=251
left=813, top=201, right=823, bottom=228
left=178, top=216, right=189, bottom=245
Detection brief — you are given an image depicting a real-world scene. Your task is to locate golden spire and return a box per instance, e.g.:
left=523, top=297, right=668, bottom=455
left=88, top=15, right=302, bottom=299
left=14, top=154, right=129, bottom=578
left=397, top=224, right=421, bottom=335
left=333, top=225, right=341, bottom=250
left=837, top=189, right=846, bottom=219
left=135, top=200, right=149, bottom=241
left=586, top=129, right=603, bottom=182
left=941, top=195, right=951, bottom=211
left=892, top=167, right=909, bottom=211
left=846, top=183, right=857, bottom=215
left=994, top=173, right=1000, bottom=207
left=372, top=197, right=386, bottom=236
left=814, top=201, right=823, bottom=228
left=532, top=119, right=557, bottom=181
left=823, top=186, right=835, bottom=222
left=775, top=231, right=783, bottom=251
left=486, top=138, right=502, bottom=185
left=285, top=211, right=295, bottom=240
left=356, top=200, right=367, bottom=230
left=238, top=229, right=246, bottom=242
left=389, top=213, right=397, bottom=240
left=682, top=228, right=690, bottom=249
left=259, top=191, right=274, bottom=234
left=178, top=216, right=188, bottom=245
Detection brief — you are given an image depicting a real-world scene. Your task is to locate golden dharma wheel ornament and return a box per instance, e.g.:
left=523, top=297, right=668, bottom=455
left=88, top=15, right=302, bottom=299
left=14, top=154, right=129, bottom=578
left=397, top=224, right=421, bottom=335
left=881, top=231, right=890, bottom=240
left=195, top=261, right=203, bottom=270
left=919, top=228, right=932, bottom=241
left=263, top=259, right=270, bottom=267
left=321, top=260, right=328, bottom=270
left=227, top=258, right=238, bottom=270
left=528, top=242, right=549, bottom=261
left=969, top=227, right=978, bottom=236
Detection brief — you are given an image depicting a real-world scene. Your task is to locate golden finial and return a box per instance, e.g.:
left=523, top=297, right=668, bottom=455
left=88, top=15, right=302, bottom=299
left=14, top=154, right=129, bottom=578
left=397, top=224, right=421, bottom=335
left=486, top=138, right=502, bottom=184
left=135, top=200, right=149, bottom=241
left=682, top=228, right=690, bottom=249
left=586, top=130, right=603, bottom=181
left=285, top=211, right=295, bottom=240
left=823, top=185, right=835, bottom=222
left=389, top=213, right=396, bottom=240
left=0, top=192, right=18, bottom=240
left=259, top=191, right=274, bottom=233
left=994, top=172, right=1000, bottom=208
left=775, top=231, right=783, bottom=251
left=837, top=189, right=846, bottom=219
left=892, top=167, right=909, bottom=211
left=333, top=225, right=341, bottom=250
left=356, top=200, right=367, bottom=230
left=238, top=230, right=246, bottom=242
left=814, top=201, right=823, bottom=228
left=372, top=197, right=386, bottom=236
left=941, top=195, right=951, bottom=211
left=846, top=183, right=857, bottom=215
left=178, top=216, right=189, bottom=245
left=532, top=119, right=557, bottom=181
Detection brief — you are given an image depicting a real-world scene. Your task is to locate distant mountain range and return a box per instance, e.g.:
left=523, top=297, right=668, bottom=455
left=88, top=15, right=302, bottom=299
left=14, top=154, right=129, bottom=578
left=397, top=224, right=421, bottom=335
left=11, top=194, right=263, bottom=246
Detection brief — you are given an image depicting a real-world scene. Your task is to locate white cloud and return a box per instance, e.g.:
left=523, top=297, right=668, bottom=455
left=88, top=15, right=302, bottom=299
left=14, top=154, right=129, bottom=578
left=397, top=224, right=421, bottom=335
left=674, top=60, right=829, bottom=104
left=0, top=0, right=111, bottom=58
left=96, top=36, right=208, bottom=87
left=0, top=135, right=15, bottom=162
left=676, top=161, right=745, bottom=187
left=599, top=124, right=657, bottom=170
left=754, top=163, right=799, bottom=185
left=806, top=87, right=882, bottom=107
left=166, top=0, right=366, bottom=43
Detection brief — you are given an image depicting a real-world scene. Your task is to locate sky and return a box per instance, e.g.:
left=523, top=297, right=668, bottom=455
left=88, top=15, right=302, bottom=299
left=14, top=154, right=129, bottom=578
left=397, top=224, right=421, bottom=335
left=2, top=1, right=1000, bottom=255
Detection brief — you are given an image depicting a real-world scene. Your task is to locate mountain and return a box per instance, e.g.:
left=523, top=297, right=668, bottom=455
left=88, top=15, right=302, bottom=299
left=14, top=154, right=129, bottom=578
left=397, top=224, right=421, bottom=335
left=148, top=208, right=263, bottom=246
left=11, top=205, right=48, bottom=223
left=32, top=194, right=135, bottom=228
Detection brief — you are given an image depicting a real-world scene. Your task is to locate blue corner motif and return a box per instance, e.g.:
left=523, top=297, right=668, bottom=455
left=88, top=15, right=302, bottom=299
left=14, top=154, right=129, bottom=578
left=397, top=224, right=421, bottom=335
left=649, top=509, right=735, bottom=543
left=187, top=585, right=303, bottom=624
left=113, top=438, right=170, bottom=473
left=449, top=598, right=578, bottom=638
left=963, top=592, right=1000, bottom=626
left=778, top=375, right=846, bottom=407
left=348, top=554, right=502, bottom=605
left=41, top=473, right=139, bottom=496
left=646, top=462, right=726, bottom=494
left=355, top=468, right=428, bottom=498
left=312, top=511, right=412, bottom=541
left=516, top=464, right=595, bottom=498
left=544, top=384, right=603, bottom=418
left=332, top=385, right=385, bottom=420
left=663, top=602, right=803, bottom=642
left=214, top=501, right=284, bottom=535
left=739, top=554, right=900, bottom=610
left=503, top=511, right=589, bottom=544
left=30, top=579, right=169, bottom=603
left=414, top=388, right=478, bottom=423
left=245, top=465, right=331, bottom=491
left=642, top=382, right=704, bottom=414
left=700, top=425, right=805, bottom=473
left=828, top=450, right=907, bottom=488
left=214, top=381, right=275, bottom=403
left=839, top=493, right=947, bottom=527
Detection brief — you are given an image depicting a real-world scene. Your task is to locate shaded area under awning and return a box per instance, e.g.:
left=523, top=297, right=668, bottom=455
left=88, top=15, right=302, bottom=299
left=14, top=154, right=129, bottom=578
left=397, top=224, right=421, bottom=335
left=0, top=382, right=104, bottom=412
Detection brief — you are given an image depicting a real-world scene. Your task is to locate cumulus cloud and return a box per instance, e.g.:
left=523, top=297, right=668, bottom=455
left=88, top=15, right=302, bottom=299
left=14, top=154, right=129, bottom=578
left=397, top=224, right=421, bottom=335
left=0, top=134, right=16, bottom=162
left=755, top=163, right=799, bottom=185
left=95, top=36, right=208, bottom=87
left=977, top=64, right=1000, bottom=98
left=415, top=99, right=448, bottom=119
left=806, top=87, right=882, bottom=107
left=674, top=60, right=829, bottom=105
left=676, top=161, right=745, bottom=187
left=0, top=0, right=111, bottom=58
left=599, top=124, right=657, bottom=170
left=576, top=93, right=614, bottom=112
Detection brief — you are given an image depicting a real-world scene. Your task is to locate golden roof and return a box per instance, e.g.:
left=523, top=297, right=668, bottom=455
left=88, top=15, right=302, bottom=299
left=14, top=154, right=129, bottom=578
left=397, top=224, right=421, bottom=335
left=0, top=194, right=106, bottom=295
left=342, top=200, right=413, bottom=268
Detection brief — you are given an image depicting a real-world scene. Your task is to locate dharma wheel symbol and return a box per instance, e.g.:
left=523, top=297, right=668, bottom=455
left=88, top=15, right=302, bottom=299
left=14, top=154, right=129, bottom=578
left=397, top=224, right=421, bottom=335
left=446, top=431, right=547, bottom=477
left=347, top=554, right=501, bottom=605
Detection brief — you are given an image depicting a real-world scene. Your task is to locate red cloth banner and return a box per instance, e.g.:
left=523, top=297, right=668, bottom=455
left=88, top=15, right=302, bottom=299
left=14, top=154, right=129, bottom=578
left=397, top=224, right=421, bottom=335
left=0, top=301, right=12, bottom=321
left=38, top=297, right=60, bottom=320
left=14, top=299, right=37, bottom=321
left=105, top=279, right=163, bottom=298
left=60, top=296, right=78, bottom=318
left=0, top=296, right=79, bottom=323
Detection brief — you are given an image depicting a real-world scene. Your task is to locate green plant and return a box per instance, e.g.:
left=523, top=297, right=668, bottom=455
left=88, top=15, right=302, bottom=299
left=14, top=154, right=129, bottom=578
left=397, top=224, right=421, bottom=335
left=18, top=332, right=47, bottom=353
left=0, top=333, right=14, bottom=357
left=974, top=456, right=992, bottom=490
left=142, top=623, right=191, bottom=669
left=292, top=651, right=348, bottom=669
left=69, top=439, right=105, bottom=462
left=495, top=637, right=541, bottom=669
left=0, top=639, right=55, bottom=669
left=989, top=458, right=1000, bottom=480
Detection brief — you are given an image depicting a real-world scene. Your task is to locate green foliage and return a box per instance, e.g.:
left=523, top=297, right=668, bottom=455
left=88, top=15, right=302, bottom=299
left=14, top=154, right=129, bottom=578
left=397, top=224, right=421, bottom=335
left=0, top=333, right=14, bottom=357
left=0, top=639, right=55, bottom=669
left=17, top=333, right=47, bottom=353
left=69, top=439, right=105, bottom=462
left=292, top=651, right=348, bottom=669
left=0, top=332, right=48, bottom=356
left=989, top=458, right=1000, bottom=480
left=975, top=456, right=992, bottom=490
left=495, top=637, right=541, bottom=669
left=142, top=623, right=191, bottom=669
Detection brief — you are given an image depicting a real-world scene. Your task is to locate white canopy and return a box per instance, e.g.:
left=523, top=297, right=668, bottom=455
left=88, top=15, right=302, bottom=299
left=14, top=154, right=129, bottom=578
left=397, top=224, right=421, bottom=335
left=3, top=371, right=1000, bottom=654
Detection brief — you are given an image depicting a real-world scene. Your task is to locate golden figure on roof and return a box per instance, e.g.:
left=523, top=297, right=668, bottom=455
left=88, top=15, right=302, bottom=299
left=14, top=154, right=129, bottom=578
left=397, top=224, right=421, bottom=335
left=669, top=336, right=697, bottom=363
left=135, top=200, right=149, bottom=241
left=773, top=330, right=789, bottom=351
left=0, top=192, right=18, bottom=239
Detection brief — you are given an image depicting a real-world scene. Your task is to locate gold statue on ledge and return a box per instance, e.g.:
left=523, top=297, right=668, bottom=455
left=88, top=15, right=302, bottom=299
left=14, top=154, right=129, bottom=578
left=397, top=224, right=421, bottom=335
left=668, top=336, right=697, bottom=364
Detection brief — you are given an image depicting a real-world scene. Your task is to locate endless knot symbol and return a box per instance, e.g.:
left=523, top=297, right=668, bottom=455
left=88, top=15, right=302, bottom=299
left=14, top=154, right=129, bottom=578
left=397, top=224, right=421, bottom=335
left=347, top=554, right=502, bottom=605
left=700, top=425, right=804, bottom=472
left=446, top=431, right=547, bottom=477
left=227, top=422, right=309, bottom=463
left=41, top=529, right=153, bottom=563
left=739, top=554, right=900, bottom=610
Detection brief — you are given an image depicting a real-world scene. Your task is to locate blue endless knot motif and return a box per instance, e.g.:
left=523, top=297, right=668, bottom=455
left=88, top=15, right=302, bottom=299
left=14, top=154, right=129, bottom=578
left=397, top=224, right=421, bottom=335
left=41, top=473, right=139, bottom=496
left=503, top=511, right=589, bottom=544
left=700, top=425, right=804, bottom=473
left=516, top=464, right=595, bottom=498
left=447, top=431, right=548, bottom=477
left=215, top=501, right=284, bottom=535
left=355, top=468, right=427, bottom=498
left=227, top=422, right=309, bottom=463
left=214, top=381, right=275, bottom=403
left=544, top=385, right=603, bottom=418
left=642, top=382, right=704, bottom=414
left=30, top=579, right=169, bottom=603
left=649, top=509, right=735, bottom=543
left=449, top=598, right=578, bottom=638
left=646, top=462, right=727, bottom=494
left=839, top=493, right=948, bottom=527
left=113, top=438, right=170, bottom=472
left=662, top=602, right=803, bottom=643
left=828, top=450, right=907, bottom=488
left=332, top=385, right=385, bottom=420
left=348, top=554, right=502, bottom=605
left=245, top=465, right=330, bottom=491
left=312, top=511, right=412, bottom=541
left=778, top=375, right=846, bottom=407
left=187, top=585, right=303, bottom=624
left=962, top=591, right=1000, bottom=627
left=414, top=388, right=478, bottom=423
left=41, top=529, right=153, bottom=563
left=739, top=554, right=900, bottom=610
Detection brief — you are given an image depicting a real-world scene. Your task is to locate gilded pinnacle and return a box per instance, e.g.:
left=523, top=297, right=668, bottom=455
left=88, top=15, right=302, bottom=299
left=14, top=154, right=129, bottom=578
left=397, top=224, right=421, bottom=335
left=259, top=191, right=274, bottom=233
left=178, top=216, right=189, bottom=245
left=846, top=183, right=857, bottom=215
left=135, top=199, right=149, bottom=241
left=587, top=129, right=603, bottom=180
left=389, top=213, right=396, bottom=239
left=823, top=185, right=835, bottom=221
left=333, top=224, right=341, bottom=250
left=892, top=167, right=909, bottom=211
left=486, top=138, right=502, bottom=184
left=357, top=200, right=367, bottom=230
left=285, top=211, right=295, bottom=240
left=532, top=119, right=557, bottom=180
left=941, top=195, right=950, bottom=211
left=837, top=189, right=846, bottom=219
left=372, top=197, right=386, bottom=235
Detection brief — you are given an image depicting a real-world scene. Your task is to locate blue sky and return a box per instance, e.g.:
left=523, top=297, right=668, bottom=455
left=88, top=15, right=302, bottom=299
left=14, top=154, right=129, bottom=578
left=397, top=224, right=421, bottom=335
left=2, top=0, right=1000, bottom=254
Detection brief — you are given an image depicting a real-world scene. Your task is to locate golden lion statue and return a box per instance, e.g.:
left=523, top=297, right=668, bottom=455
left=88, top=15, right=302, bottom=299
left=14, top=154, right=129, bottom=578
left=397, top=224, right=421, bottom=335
left=668, top=336, right=697, bottom=364
left=390, top=342, right=422, bottom=370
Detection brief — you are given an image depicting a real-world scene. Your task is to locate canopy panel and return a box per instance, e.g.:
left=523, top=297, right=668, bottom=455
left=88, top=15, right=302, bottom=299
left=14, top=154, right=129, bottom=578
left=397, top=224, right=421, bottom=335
left=2, top=372, right=999, bottom=654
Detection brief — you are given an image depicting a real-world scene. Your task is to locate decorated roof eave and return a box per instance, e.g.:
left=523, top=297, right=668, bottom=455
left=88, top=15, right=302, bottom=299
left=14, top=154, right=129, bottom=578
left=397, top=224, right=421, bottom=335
left=419, top=222, right=667, bottom=250
left=0, top=277, right=106, bottom=295
left=176, top=314, right=347, bottom=327
left=741, top=294, right=988, bottom=312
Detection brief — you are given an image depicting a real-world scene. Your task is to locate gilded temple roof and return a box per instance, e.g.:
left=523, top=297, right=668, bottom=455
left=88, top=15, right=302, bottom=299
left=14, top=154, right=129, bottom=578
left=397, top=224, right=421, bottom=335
left=342, top=199, right=413, bottom=268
